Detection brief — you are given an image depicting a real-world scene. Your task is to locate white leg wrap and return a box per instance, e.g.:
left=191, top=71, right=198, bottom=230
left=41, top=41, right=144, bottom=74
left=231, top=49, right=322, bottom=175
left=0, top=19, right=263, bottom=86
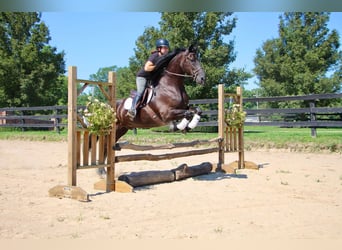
left=187, top=114, right=201, bottom=129
left=176, top=118, right=190, bottom=130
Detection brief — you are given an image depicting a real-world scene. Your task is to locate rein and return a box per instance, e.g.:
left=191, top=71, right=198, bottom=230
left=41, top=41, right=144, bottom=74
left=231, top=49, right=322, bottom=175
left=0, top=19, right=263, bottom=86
left=164, top=50, right=202, bottom=81
left=164, top=70, right=193, bottom=78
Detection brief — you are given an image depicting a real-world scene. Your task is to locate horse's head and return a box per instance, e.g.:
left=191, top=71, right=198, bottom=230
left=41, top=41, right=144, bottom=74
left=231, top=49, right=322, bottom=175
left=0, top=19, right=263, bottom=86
left=181, top=45, right=206, bottom=84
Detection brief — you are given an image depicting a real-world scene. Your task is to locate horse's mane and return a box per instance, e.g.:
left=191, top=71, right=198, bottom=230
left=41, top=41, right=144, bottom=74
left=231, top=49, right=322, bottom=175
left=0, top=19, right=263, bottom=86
left=150, top=48, right=186, bottom=82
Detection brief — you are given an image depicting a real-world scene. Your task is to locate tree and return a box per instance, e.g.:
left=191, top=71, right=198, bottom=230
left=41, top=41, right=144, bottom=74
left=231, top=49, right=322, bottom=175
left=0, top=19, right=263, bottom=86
left=87, top=65, right=135, bottom=103
left=129, top=12, right=246, bottom=99
left=0, top=12, right=65, bottom=107
left=254, top=12, right=342, bottom=102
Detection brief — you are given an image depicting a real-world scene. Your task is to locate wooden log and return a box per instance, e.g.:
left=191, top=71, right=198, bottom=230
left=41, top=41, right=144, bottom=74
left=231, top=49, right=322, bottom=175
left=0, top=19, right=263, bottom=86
left=172, top=162, right=213, bottom=181
left=118, top=170, right=175, bottom=187
left=117, top=162, right=214, bottom=188
left=115, top=147, right=218, bottom=162
left=116, top=138, right=219, bottom=151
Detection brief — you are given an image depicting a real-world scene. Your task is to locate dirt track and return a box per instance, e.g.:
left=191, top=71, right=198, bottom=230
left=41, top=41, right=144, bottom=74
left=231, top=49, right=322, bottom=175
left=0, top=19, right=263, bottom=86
left=0, top=140, right=341, bottom=239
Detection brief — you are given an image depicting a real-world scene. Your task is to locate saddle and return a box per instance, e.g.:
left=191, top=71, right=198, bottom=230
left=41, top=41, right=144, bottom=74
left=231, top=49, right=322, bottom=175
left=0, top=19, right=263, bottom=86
left=127, top=83, right=155, bottom=110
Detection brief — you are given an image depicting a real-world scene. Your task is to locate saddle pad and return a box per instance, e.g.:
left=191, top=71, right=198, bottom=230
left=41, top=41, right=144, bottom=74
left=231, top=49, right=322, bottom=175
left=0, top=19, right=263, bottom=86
left=123, top=97, right=133, bottom=110
left=123, top=89, right=153, bottom=110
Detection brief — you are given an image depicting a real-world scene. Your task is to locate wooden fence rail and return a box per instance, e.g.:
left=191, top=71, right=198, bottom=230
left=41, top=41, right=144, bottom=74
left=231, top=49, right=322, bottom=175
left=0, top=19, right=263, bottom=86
left=0, top=105, right=67, bottom=132
left=1, top=93, right=342, bottom=135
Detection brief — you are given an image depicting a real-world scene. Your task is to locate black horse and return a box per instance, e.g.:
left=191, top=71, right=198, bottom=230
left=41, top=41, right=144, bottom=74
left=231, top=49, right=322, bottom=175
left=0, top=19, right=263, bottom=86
left=115, top=45, right=205, bottom=141
left=96, top=45, right=205, bottom=177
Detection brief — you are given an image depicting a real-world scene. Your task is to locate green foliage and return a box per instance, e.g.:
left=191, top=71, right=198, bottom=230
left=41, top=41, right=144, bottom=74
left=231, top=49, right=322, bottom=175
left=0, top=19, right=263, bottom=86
left=87, top=66, right=118, bottom=103
left=224, top=104, right=246, bottom=128
left=57, top=75, right=68, bottom=105
left=87, top=66, right=135, bottom=101
left=254, top=12, right=342, bottom=107
left=0, top=12, right=65, bottom=107
left=115, top=67, right=136, bottom=99
left=81, top=97, right=117, bottom=135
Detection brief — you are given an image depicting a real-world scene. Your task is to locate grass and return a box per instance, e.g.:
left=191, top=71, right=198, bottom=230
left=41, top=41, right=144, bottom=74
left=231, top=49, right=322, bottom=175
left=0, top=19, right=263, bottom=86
left=0, top=126, right=341, bottom=153
left=244, top=126, right=342, bottom=153
left=0, top=128, right=68, bottom=141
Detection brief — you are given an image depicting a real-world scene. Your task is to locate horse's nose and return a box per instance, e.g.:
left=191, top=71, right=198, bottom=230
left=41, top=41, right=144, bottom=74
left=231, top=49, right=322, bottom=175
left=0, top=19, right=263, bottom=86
left=201, top=76, right=205, bottom=84
left=198, top=74, right=205, bottom=84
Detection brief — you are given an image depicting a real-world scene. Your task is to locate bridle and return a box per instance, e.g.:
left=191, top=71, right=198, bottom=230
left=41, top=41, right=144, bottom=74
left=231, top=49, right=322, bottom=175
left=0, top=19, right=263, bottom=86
left=164, top=52, right=201, bottom=81
left=164, top=70, right=193, bottom=78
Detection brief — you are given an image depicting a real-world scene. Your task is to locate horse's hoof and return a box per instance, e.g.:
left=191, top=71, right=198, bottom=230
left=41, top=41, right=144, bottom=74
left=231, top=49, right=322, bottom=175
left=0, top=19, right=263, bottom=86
left=126, top=112, right=135, bottom=121
left=113, top=143, right=121, bottom=151
left=96, top=168, right=106, bottom=179
left=184, top=111, right=192, bottom=120
left=195, top=107, right=202, bottom=115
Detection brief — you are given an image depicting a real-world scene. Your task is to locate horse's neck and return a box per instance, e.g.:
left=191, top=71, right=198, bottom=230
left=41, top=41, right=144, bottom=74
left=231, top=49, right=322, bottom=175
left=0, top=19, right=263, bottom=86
left=166, top=54, right=183, bottom=74
left=158, top=52, right=186, bottom=91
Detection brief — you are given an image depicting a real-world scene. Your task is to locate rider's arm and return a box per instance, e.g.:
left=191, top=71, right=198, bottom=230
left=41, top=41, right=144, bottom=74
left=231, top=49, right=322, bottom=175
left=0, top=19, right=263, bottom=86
left=144, top=60, right=155, bottom=72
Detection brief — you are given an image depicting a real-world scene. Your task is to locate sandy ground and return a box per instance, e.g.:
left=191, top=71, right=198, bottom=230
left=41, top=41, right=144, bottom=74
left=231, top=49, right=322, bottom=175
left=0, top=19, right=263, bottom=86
left=0, top=139, right=342, bottom=239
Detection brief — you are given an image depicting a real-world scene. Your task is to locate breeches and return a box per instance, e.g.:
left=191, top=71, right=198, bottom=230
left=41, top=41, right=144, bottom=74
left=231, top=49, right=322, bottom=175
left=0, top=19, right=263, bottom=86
left=136, top=77, right=147, bottom=96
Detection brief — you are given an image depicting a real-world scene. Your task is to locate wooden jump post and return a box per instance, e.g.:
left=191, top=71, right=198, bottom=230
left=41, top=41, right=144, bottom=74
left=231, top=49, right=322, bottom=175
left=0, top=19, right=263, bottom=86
left=49, top=66, right=131, bottom=201
left=217, top=84, right=258, bottom=173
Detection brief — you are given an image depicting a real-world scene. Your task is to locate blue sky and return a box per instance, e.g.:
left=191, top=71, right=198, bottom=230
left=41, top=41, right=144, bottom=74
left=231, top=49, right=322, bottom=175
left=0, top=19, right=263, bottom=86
left=41, top=12, right=342, bottom=90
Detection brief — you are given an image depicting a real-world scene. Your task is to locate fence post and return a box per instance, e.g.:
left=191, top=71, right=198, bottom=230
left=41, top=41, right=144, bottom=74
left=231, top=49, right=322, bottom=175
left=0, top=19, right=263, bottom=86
left=218, top=84, right=225, bottom=139
left=54, top=107, right=60, bottom=134
left=236, top=87, right=245, bottom=169
left=217, top=84, right=226, bottom=169
left=310, top=101, right=317, bottom=138
left=68, top=66, right=77, bottom=186
left=20, top=110, right=25, bottom=132
left=106, top=71, right=116, bottom=192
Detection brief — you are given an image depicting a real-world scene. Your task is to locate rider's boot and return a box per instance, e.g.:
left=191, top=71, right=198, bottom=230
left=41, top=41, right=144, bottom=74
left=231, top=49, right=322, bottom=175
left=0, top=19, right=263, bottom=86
left=127, top=94, right=141, bottom=119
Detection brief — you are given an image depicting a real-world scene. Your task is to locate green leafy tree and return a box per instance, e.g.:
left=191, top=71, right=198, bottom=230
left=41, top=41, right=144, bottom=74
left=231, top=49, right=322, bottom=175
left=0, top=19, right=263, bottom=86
left=0, top=12, right=65, bottom=107
left=57, top=75, right=68, bottom=105
left=254, top=12, right=341, bottom=105
left=129, top=12, right=246, bottom=99
left=87, top=65, right=136, bottom=103
left=87, top=66, right=118, bottom=103
left=115, top=67, right=136, bottom=99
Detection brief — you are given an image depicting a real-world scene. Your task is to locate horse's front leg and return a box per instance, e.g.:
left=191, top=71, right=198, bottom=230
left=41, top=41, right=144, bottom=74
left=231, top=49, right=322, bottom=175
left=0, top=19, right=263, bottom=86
left=169, top=107, right=202, bottom=132
left=186, top=106, right=202, bottom=130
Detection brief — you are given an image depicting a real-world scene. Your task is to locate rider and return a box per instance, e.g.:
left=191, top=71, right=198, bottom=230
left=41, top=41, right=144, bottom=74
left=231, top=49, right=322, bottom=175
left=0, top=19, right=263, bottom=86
left=128, top=38, right=170, bottom=118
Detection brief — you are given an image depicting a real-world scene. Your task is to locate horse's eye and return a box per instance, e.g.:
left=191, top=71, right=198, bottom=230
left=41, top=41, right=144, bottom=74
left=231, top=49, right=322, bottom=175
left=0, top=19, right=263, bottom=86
left=188, top=54, right=195, bottom=62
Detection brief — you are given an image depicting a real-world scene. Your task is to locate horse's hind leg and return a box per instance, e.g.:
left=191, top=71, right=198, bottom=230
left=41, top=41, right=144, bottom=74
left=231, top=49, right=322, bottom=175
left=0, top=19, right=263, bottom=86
left=96, top=167, right=107, bottom=178
left=96, top=135, right=107, bottom=178
left=116, top=126, right=129, bottom=143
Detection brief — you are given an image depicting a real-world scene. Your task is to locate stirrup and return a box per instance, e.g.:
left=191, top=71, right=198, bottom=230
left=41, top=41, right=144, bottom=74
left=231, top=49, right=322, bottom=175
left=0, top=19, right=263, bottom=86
left=127, top=109, right=136, bottom=119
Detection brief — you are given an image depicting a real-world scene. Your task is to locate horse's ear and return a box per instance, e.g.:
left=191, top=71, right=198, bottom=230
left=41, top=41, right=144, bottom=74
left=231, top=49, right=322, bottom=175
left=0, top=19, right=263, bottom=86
left=188, top=44, right=197, bottom=53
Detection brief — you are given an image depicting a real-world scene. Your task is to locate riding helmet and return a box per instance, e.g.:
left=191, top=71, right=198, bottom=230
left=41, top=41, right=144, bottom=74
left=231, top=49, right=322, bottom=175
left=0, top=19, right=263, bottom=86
left=156, top=38, right=170, bottom=48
